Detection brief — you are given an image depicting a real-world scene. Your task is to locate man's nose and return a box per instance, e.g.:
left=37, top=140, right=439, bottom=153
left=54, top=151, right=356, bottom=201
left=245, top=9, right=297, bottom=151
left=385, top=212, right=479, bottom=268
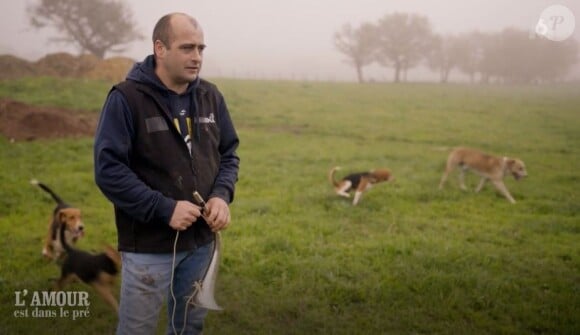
left=192, top=48, right=203, bottom=61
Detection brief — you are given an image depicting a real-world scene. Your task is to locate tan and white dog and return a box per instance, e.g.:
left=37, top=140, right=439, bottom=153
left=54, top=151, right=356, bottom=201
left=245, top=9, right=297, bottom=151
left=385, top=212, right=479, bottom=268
left=329, top=166, right=394, bottom=205
left=438, top=147, right=528, bottom=203
left=31, top=179, right=85, bottom=260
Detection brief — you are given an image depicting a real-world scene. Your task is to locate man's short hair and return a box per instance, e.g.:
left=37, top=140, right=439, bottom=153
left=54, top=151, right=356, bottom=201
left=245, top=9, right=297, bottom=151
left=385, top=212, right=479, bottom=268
left=152, top=13, right=199, bottom=47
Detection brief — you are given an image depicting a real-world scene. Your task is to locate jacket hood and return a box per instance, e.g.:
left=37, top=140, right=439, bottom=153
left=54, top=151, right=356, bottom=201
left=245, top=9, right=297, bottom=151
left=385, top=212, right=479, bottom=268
left=126, top=55, right=199, bottom=94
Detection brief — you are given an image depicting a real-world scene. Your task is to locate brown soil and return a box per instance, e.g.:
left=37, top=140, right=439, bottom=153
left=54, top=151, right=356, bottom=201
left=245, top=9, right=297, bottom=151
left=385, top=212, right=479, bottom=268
left=0, top=99, right=96, bottom=141
left=0, top=52, right=135, bottom=141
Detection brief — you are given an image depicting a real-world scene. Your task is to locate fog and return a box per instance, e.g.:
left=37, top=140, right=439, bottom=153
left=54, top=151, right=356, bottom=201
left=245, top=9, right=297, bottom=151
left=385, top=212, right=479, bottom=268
left=1, top=0, right=578, bottom=81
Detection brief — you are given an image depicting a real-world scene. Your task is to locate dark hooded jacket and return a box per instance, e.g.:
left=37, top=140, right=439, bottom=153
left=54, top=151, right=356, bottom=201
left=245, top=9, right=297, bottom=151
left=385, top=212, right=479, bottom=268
left=94, top=55, right=240, bottom=253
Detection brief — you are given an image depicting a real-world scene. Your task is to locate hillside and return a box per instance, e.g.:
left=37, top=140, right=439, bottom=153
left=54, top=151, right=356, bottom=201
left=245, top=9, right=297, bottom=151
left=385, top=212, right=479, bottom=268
left=0, top=52, right=134, bottom=82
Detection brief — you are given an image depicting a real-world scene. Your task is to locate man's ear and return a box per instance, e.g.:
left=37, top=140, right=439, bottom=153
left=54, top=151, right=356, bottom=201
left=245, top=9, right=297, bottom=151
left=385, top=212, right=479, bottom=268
left=154, top=40, right=167, bottom=57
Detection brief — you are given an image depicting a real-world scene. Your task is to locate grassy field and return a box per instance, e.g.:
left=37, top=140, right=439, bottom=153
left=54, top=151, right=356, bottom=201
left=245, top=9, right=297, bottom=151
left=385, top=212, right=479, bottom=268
left=0, top=78, right=578, bottom=334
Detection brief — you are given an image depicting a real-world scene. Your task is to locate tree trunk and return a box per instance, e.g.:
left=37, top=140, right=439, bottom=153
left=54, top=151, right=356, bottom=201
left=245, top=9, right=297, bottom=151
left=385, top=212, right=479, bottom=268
left=86, top=46, right=106, bottom=59
left=355, top=65, right=364, bottom=83
left=440, top=68, right=450, bottom=83
left=394, top=63, right=401, bottom=83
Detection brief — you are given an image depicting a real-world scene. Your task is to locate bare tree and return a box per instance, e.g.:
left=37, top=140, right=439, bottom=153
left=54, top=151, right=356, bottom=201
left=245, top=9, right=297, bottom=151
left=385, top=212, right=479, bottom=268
left=375, top=13, right=434, bottom=82
left=27, top=0, right=143, bottom=59
left=533, top=37, right=578, bottom=83
left=454, top=31, right=486, bottom=83
left=427, top=34, right=470, bottom=83
left=334, top=23, right=378, bottom=83
left=475, top=28, right=578, bottom=84
left=474, top=32, right=500, bottom=83
left=496, top=28, right=578, bottom=83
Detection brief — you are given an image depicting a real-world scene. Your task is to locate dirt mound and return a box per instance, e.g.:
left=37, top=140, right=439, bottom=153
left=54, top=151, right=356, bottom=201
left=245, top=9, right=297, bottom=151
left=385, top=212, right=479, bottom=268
left=85, top=56, right=133, bottom=82
left=0, top=99, right=96, bottom=141
left=0, top=52, right=133, bottom=141
left=77, top=54, right=101, bottom=76
left=0, top=53, right=134, bottom=141
left=0, top=55, right=36, bottom=79
left=35, top=52, right=80, bottom=77
left=0, top=52, right=135, bottom=81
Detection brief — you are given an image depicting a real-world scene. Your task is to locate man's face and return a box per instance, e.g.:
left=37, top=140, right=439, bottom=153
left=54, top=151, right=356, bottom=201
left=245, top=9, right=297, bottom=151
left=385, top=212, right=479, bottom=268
left=159, top=17, right=205, bottom=88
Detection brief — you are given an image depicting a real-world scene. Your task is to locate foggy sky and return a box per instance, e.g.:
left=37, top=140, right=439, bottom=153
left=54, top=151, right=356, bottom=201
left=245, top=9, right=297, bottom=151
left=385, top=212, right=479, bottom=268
left=1, top=0, right=579, bottom=81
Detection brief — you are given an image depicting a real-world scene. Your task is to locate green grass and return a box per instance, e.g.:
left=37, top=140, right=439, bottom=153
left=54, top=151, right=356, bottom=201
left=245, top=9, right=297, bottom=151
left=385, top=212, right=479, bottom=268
left=0, top=76, right=111, bottom=113
left=0, top=78, right=578, bottom=334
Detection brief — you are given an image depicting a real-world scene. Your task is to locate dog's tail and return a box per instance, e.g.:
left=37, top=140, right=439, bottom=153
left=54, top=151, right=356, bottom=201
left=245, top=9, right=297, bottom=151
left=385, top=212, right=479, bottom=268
left=59, top=221, right=73, bottom=253
left=30, top=179, right=66, bottom=205
left=328, top=166, right=341, bottom=187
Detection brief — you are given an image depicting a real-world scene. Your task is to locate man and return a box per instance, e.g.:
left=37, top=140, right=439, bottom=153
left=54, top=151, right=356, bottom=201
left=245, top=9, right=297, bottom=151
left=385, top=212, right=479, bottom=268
left=94, top=13, right=240, bottom=335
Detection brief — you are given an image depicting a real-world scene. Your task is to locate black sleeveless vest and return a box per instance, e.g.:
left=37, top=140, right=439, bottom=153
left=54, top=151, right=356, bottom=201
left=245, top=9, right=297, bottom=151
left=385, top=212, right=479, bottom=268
left=112, top=79, right=222, bottom=252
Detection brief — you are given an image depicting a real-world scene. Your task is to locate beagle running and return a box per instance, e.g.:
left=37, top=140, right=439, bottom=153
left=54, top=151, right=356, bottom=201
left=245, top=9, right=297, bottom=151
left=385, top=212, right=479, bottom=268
left=329, top=166, right=394, bottom=205
left=55, top=221, right=121, bottom=312
left=31, top=179, right=85, bottom=260
left=438, top=147, right=528, bottom=203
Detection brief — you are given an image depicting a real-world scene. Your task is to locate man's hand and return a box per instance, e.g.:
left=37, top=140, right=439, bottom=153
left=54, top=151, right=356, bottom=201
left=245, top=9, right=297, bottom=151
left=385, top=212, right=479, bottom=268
left=204, top=197, right=231, bottom=232
left=169, top=200, right=203, bottom=231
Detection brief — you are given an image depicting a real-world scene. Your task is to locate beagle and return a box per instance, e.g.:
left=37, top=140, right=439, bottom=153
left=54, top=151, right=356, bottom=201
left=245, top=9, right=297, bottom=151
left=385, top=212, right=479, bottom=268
left=31, top=179, right=85, bottom=260
left=55, top=221, right=120, bottom=312
left=438, top=147, right=528, bottom=203
left=329, top=166, right=394, bottom=205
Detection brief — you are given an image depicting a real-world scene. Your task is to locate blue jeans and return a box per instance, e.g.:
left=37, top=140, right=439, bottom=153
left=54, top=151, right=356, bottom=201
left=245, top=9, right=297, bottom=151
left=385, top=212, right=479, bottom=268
left=116, top=241, right=213, bottom=335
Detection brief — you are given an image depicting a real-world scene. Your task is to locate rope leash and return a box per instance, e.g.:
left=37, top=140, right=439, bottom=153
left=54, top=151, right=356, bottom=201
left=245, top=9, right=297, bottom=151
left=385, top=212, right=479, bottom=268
left=170, top=191, right=208, bottom=335
left=170, top=231, right=203, bottom=335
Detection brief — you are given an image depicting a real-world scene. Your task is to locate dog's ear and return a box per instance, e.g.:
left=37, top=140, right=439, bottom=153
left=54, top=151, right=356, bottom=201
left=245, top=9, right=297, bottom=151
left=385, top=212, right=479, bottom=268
left=57, top=210, right=67, bottom=224
left=374, top=169, right=392, bottom=182
left=509, top=159, right=523, bottom=170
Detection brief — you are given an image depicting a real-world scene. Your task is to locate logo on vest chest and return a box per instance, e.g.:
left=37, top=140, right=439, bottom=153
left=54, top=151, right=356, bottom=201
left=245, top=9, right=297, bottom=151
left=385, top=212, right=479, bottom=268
left=196, top=113, right=215, bottom=124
